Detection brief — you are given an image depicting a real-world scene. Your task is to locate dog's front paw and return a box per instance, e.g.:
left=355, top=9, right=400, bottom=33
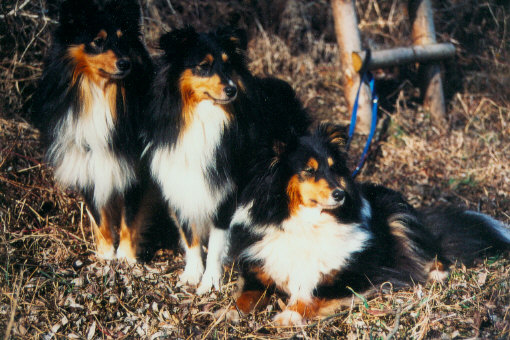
left=115, top=242, right=138, bottom=264
left=196, top=268, right=221, bottom=295
left=273, top=310, right=305, bottom=326
left=95, top=243, right=116, bottom=261
left=179, top=261, right=204, bottom=286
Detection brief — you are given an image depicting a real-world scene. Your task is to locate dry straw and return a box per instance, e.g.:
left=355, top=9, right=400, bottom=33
left=1, top=0, right=509, bottom=338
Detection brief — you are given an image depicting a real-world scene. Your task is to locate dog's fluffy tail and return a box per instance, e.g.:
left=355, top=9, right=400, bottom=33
left=419, top=206, right=510, bottom=265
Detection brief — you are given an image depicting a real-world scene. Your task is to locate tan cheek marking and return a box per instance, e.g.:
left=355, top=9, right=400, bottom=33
left=180, top=70, right=224, bottom=102
left=69, top=45, right=119, bottom=84
left=287, top=174, right=303, bottom=214
left=68, top=44, right=92, bottom=85
left=300, top=178, right=332, bottom=207
left=68, top=45, right=119, bottom=117
left=88, top=50, right=119, bottom=75
left=179, top=70, right=232, bottom=132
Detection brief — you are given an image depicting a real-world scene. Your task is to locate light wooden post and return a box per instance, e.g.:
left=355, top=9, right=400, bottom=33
left=331, top=0, right=372, bottom=134
left=409, top=0, right=447, bottom=128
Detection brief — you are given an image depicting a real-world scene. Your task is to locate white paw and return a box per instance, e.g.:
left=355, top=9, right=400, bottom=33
left=179, top=261, right=204, bottom=286
left=428, top=269, right=449, bottom=283
left=115, top=245, right=137, bottom=264
left=195, top=268, right=221, bottom=295
left=273, top=310, right=305, bottom=326
left=179, top=245, right=204, bottom=286
left=224, top=308, right=241, bottom=324
left=96, top=244, right=116, bottom=261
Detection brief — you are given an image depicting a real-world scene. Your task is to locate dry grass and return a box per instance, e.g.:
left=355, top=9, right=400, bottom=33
left=1, top=0, right=510, bottom=338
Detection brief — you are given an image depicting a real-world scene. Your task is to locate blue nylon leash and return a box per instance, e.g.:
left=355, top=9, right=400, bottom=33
left=346, top=71, right=379, bottom=178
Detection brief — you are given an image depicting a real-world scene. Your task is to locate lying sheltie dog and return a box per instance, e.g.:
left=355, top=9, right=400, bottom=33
left=227, top=123, right=510, bottom=326
left=33, top=0, right=177, bottom=262
left=144, top=26, right=311, bottom=294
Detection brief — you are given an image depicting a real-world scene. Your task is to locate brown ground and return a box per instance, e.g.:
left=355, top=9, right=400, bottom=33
left=1, top=0, right=509, bottom=338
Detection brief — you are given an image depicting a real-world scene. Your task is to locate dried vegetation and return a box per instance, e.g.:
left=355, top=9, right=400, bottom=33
left=1, top=0, right=509, bottom=338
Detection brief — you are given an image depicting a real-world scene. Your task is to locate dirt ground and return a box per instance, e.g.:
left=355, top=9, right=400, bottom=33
left=1, top=0, right=509, bottom=338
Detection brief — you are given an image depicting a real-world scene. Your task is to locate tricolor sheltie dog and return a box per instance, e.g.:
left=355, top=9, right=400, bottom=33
left=227, top=123, right=510, bottom=326
left=144, top=26, right=310, bottom=294
left=33, top=0, right=176, bottom=262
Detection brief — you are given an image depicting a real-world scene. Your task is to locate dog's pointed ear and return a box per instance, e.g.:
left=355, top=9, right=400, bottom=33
left=216, top=26, right=248, bottom=52
left=159, top=26, right=198, bottom=57
left=269, top=137, right=299, bottom=169
left=316, top=122, right=348, bottom=151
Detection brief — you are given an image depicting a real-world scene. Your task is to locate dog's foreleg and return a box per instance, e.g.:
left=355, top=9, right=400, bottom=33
left=196, top=227, right=226, bottom=294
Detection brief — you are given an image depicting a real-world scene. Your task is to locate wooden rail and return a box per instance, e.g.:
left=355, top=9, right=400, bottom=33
left=352, top=43, right=455, bottom=72
left=331, top=0, right=453, bottom=133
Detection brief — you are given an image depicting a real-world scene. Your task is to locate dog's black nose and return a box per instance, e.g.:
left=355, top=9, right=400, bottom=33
left=116, top=59, right=131, bottom=72
left=224, top=85, right=237, bottom=98
left=332, top=189, right=345, bottom=202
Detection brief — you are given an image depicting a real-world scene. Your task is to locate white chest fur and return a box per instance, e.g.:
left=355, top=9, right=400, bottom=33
left=151, top=100, right=234, bottom=226
left=243, top=206, right=371, bottom=303
left=47, top=83, right=134, bottom=209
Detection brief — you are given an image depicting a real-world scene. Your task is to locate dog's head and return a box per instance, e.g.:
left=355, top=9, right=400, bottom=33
left=284, top=123, right=356, bottom=213
left=159, top=26, right=248, bottom=106
left=57, top=0, right=143, bottom=83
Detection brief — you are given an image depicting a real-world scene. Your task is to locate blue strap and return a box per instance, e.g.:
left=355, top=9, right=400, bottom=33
left=346, top=72, right=378, bottom=178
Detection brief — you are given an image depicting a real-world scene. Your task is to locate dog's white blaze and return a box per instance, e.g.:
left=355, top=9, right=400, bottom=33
left=243, top=205, right=371, bottom=304
left=151, top=100, right=234, bottom=237
left=47, top=82, right=134, bottom=209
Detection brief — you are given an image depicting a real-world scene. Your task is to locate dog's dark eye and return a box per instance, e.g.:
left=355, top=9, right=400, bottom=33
left=303, top=167, right=315, bottom=176
left=92, top=37, right=105, bottom=48
left=197, top=62, right=212, bottom=71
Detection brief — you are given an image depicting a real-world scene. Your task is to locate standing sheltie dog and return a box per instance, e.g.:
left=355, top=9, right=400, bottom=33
left=33, top=0, right=176, bottom=262
left=144, top=26, right=310, bottom=294
left=227, top=123, right=510, bottom=326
